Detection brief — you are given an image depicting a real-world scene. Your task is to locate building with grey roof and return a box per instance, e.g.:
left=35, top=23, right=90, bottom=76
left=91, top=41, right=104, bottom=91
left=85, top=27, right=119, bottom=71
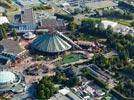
left=10, top=23, right=38, bottom=32
left=40, top=19, right=66, bottom=31
left=67, top=0, right=89, bottom=6
left=0, top=39, right=25, bottom=56
left=21, top=8, right=36, bottom=24
left=85, top=0, right=118, bottom=10
left=67, top=0, right=117, bottom=10
left=0, top=53, right=16, bottom=65
left=49, top=88, right=81, bottom=100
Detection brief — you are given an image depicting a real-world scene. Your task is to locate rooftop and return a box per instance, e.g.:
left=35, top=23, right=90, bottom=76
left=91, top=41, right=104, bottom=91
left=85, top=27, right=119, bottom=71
left=0, top=39, right=24, bottom=55
left=40, top=18, right=66, bottom=30
left=10, top=23, right=38, bottom=32
left=49, top=88, right=81, bottom=100
left=21, top=8, right=35, bottom=24
left=31, top=32, right=72, bottom=53
left=40, top=19, right=65, bottom=30
left=0, top=53, right=16, bottom=65
left=0, top=16, right=9, bottom=25
left=0, top=71, right=16, bottom=84
left=23, top=32, right=36, bottom=39
left=86, top=1, right=118, bottom=10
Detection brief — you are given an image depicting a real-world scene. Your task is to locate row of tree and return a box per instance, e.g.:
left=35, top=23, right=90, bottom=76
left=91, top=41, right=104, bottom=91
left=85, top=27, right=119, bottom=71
left=92, top=9, right=134, bottom=20
left=107, top=33, right=134, bottom=60
left=0, top=24, right=9, bottom=40
left=115, top=78, right=134, bottom=98
left=51, top=70, right=79, bottom=87
left=78, top=19, right=113, bottom=38
left=0, top=24, right=18, bottom=40
left=72, top=7, right=91, bottom=15
left=118, top=1, right=134, bottom=12
left=54, top=13, right=74, bottom=21
left=37, top=70, right=79, bottom=100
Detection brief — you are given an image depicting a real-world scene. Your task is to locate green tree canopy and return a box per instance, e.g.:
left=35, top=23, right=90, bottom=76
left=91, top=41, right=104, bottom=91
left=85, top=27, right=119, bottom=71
left=37, top=76, right=57, bottom=100
left=12, top=29, right=17, bottom=40
left=67, top=22, right=78, bottom=31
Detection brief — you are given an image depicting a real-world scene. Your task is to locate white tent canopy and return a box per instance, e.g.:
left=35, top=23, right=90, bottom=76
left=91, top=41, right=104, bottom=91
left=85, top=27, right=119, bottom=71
left=101, top=20, right=118, bottom=29
left=23, top=32, right=36, bottom=39
left=0, top=16, right=9, bottom=25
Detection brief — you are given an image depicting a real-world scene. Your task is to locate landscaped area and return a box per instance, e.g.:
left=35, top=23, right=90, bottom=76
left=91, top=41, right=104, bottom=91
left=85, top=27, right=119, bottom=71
left=56, top=53, right=85, bottom=65
left=79, top=33, right=103, bottom=41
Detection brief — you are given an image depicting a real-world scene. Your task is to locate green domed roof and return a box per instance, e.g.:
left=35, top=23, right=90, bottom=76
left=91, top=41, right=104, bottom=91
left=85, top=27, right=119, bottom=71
left=31, top=33, right=72, bottom=53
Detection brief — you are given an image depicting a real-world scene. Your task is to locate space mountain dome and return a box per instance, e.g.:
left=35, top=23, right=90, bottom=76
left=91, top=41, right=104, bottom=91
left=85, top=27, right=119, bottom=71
left=0, top=70, right=22, bottom=92
left=31, top=32, right=72, bottom=53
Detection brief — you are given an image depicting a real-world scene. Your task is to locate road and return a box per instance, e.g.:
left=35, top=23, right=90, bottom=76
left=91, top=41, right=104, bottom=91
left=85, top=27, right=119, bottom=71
left=49, top=0, right=61, bottom=14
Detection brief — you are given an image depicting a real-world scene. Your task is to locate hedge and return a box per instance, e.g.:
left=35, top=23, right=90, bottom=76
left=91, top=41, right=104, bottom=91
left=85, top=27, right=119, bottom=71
left=54, top=13, right=74, bottom=21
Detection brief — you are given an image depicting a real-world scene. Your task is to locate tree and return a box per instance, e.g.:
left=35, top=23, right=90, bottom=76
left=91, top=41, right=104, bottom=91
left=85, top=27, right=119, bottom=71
left=54, top=13, right=74, bottom=21
left=131, top=21, right=134, bottom=27
left=103, top=25, right=113, bottom=37
left=52, top=71, right=67, bottom=84
left=37, top=76, right=57, bottom=100
left=79, top=19, right=98, bottom=33
left=73, top=8, right=81, bottom=14
left=118, top=1, right=134, bottom=12
left=12, top=29, right=17, bottom=40
left=119, top=50, right=129, bottom=61
left=115, top=42, right=124, bottom=50
left=84, top=7, right=91, bottom=13
left=66, top=75, right=79, bottom=87
left=0, top=24, right=9, bottom=40
left=1, top=28, right=7, bottom=39
left=0, top=25, right=7, bottom=40
left=125, top=34, right=133, bottom=40
left=128, top=44, right=134, bottom=59
left=98, top=23, right=105, bottom=31
left=67, top=22, right=78, bottom=31
left=92, top=54, right=110, bottom=69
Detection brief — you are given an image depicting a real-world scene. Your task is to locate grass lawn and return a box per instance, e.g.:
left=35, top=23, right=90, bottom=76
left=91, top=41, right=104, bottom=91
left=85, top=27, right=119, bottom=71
left=90, top=17, right=132, bottom=27
left=56, top=53, right=85, bottom=65
left=117, top=20, right=132, bottom=27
